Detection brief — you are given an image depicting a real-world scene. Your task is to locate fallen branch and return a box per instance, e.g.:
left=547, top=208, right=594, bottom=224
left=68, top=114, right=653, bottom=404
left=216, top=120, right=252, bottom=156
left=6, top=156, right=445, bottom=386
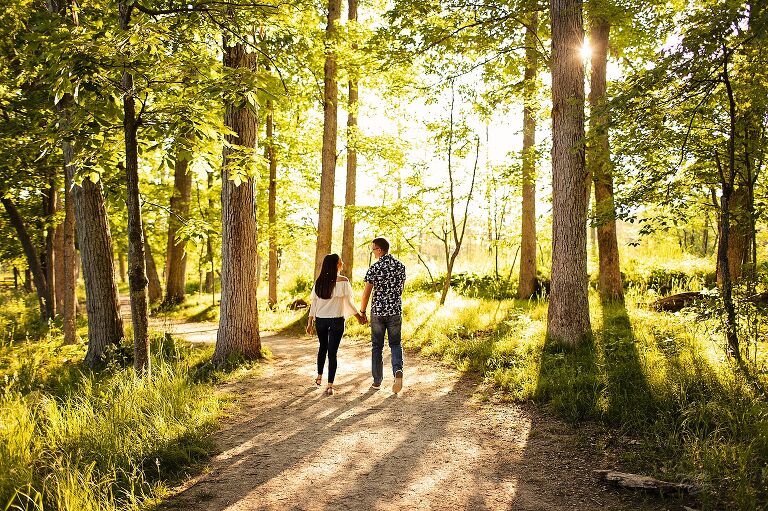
left=594, top=470, right=698, bottom=495
left=650, top=291, right=702, bottom=312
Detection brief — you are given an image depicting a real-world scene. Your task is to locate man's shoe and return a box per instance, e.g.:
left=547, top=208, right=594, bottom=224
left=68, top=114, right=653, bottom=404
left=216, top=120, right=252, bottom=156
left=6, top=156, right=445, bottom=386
left=370, top=382, right=381, bottom=390
left=393, top=370, right=403, bottom=394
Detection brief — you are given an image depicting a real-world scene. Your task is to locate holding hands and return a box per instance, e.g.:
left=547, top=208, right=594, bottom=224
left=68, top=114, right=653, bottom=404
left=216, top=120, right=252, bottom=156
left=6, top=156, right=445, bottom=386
left=356, top=312, right=368, bottom=325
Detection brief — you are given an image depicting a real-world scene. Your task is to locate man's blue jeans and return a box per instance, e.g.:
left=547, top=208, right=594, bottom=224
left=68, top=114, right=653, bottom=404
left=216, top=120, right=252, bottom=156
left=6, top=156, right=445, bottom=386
left=371, top=314, right=403, bottom=385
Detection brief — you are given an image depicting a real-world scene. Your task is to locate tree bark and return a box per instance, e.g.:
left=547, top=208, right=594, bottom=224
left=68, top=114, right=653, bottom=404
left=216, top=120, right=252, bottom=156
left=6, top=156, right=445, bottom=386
left=44, top=179, right=57, bottom=316
left=266, top=101, right=278, bottom=308
left=213, top=39, right=262, bottom=366
left=547, top=0, right=591, bottom=345
left=164, top=140, right=192, bottom=306
left=144, top=226, right=163, bottom=303
left=341, top=0, right=359, bottom=282
left=61, top=136, right=78, bottom=344
left=314, top=0, right=342, bottom=277
left=72, top=175, right=125, bottom=367
left=204, top=171, right=215, bottom=292
left=587, top=17, right=623, bottom=303
left=2, top=198, right=53, bottom=320
left=518, top=10, right=539, bottom=299
left=119, top=2, right=150, bottom=374
left=717, top=186, right=748, bottom=285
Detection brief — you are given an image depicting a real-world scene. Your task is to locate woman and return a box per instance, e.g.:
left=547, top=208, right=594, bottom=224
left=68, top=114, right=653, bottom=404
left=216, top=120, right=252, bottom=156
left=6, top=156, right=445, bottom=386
left=307, top=254, right=365, bottom=395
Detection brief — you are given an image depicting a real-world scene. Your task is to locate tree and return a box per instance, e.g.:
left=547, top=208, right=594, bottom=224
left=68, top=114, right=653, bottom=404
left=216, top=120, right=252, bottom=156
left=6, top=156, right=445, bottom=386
left=341, top=0, right=359, bottom=281
left=164, top=136, right=193, bottom=306
left=587, top=14, right=623, bottom=302
left=518, top=8, right=541, bottom=299
left=213, top=34, right=262, bottom=366
left=266, top=99, right=278, bottom=308
left=314, top=0, right=342, bottom=277
left=547, top=0, right=591, bottom=345
left=1, top=198, right=53, bottom=320
left=118, top=1, right=150, bottom=374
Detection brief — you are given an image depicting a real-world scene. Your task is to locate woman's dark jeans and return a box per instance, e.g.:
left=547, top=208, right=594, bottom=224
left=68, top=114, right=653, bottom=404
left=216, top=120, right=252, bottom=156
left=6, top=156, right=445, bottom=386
left=316, top=317, right=345, bottom=383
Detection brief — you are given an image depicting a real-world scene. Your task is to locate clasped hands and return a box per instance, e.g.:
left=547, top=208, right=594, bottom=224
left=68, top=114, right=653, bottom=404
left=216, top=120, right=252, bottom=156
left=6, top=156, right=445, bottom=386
left=355, top=311, right=368, bottom=325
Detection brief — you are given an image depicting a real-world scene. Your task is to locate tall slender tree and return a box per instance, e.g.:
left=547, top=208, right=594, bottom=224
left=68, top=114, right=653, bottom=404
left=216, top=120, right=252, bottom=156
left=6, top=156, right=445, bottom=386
left=587, top=15, right=623, bottom=302
left=314, top=0, right=342, bottom=277
left=164, top=136, right=193, bottom=305
left=118, top=1, right=150, bottom=373
left=341, top=0, right=359, bottom=281
left=547, top=0, right=591, bottom=345
left=518, top=9, right=540, bottom=299
left=266, top=99, right=278, bottom=308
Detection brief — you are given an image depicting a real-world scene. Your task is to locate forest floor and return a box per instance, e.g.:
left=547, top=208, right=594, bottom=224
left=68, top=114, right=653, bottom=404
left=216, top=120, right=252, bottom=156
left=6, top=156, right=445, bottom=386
left=149, top=316, right=675, bottom=511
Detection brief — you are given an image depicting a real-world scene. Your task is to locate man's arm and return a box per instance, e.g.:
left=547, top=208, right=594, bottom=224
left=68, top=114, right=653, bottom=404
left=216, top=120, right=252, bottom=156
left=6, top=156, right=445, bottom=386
left=360, top=282, right=373, bottom=315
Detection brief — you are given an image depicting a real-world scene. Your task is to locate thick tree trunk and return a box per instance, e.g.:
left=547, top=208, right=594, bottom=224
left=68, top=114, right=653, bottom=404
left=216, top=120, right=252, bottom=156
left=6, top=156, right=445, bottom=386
left=164, top=141, right=192, bottom=306
left=518, top=11, right=539, bottom=299
left=144, top=226, right=163, bottom=303
left=213, top=40, right=261, bottom=366
left=2, top=198, right=53, bottom=320
left=341, top=0, right=359, bottom=282
left=266, top=101, right=278, bottom=308
left=547, top=0, right=591, bottom=345
left=119, top=3, right=150, bottom=374
left=71, top=176, right=125, bottom=367
left=314, top=0, right=342, bottom=277
left=587, top=18, right=623, bottom=303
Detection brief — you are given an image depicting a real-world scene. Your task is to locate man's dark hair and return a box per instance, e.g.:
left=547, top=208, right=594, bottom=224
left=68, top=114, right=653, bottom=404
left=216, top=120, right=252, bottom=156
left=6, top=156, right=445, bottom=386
left=372, top=237, right=390, bottom=253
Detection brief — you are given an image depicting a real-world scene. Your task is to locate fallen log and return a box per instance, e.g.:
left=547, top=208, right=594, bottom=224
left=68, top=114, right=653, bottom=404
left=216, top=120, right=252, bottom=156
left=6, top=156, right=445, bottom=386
left=594, top=470, right=698, bottom=495
left=650, top=291, right=702, bottom=312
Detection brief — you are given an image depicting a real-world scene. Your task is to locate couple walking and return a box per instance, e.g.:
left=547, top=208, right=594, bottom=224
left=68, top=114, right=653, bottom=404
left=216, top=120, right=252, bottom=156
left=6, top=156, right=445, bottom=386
left=306, top=237, right=406, bottom=396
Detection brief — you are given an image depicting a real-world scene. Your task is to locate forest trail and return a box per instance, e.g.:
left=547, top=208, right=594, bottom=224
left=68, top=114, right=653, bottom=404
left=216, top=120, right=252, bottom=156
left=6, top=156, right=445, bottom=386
left=152, top=315, right=663, bottom=511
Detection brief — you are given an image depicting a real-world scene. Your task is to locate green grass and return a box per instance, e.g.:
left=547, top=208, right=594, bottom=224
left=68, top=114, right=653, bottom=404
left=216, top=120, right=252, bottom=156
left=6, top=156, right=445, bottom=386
left=401, top=288, right=768, bottom=510
left=0, top=291, right=237, bottom=511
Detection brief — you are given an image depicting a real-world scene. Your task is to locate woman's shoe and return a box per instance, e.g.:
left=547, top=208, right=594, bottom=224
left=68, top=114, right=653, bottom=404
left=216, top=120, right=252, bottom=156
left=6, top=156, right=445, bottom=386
left=325, top=385, right=334, bottom=396
left=315, top=374, right=322, bottom=386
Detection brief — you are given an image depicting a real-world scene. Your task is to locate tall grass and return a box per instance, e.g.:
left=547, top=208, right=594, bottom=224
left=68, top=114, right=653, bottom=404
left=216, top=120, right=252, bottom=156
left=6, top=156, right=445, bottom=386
left=402, top=289, right=768, bottom=509
left=0, top=289, right=228, bottom=511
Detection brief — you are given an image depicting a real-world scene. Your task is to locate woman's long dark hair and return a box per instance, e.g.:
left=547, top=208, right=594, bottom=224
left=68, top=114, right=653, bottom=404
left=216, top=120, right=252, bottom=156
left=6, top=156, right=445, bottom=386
left=315, top=253, right=340, bottom=299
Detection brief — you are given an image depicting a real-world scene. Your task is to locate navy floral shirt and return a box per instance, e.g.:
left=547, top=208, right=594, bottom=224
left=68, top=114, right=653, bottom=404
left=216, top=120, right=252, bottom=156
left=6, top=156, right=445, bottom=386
left=364, top=254, right=406, bottom=316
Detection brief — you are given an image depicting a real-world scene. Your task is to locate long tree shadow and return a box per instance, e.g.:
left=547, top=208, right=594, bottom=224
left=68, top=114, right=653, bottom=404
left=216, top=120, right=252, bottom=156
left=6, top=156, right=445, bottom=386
left=160, top=364, right=472, bottom=510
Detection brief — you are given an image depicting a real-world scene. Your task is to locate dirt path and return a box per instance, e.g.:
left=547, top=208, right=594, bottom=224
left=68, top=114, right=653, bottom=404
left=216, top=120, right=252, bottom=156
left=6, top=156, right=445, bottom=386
left=142, top=316, right=672, bottom=511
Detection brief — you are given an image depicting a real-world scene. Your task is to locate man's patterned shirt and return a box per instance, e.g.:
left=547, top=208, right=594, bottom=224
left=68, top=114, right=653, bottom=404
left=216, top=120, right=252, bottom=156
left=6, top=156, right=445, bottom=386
left=364, top=254, right=406, bottom=316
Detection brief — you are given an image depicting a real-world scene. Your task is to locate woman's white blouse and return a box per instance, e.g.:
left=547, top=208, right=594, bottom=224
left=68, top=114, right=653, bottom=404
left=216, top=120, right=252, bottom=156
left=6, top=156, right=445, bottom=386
left=308, top=280, right=359, bottom=319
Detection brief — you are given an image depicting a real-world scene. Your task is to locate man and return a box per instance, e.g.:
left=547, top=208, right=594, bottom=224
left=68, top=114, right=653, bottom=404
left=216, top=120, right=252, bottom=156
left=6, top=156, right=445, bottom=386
left=360, top=237, right=407, bottom=393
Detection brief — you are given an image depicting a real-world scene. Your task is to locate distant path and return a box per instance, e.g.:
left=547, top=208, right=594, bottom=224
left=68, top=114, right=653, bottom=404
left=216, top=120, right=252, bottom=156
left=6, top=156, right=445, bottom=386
left=124, top=298, right=660, bottom=510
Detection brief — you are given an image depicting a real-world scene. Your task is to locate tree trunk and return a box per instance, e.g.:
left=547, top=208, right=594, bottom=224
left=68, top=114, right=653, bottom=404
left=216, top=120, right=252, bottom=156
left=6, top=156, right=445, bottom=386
left=717, top=186, right=749, bottom=286
left=44, top=179, right=57, bottom=316
left=119, top=3, right=150, bottom=374
left=547, top=0, right=591, bottom=345
left=164, top=140, right=192, bottom=306
left=341, top=0, right=359, bottom=283
left=2, top=198, right=53, bottom=320
left=204, top=170, right=215, bottom=293
left=213, top=39, right=262, bottom=366
left=314, top=0, right=342, bottom=277
left=518, top=10, right=539, bottom=299
left=61, top=136, right=78, bottom=344
left=118, top=252, right=126, bottom=282
left=144, top=226, right=163, bottom=303
left=587, top=17, right=623, bottom=303
left=72, top=175, right=125, bottom=367
left=266, top=101, right=278, bottom=308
